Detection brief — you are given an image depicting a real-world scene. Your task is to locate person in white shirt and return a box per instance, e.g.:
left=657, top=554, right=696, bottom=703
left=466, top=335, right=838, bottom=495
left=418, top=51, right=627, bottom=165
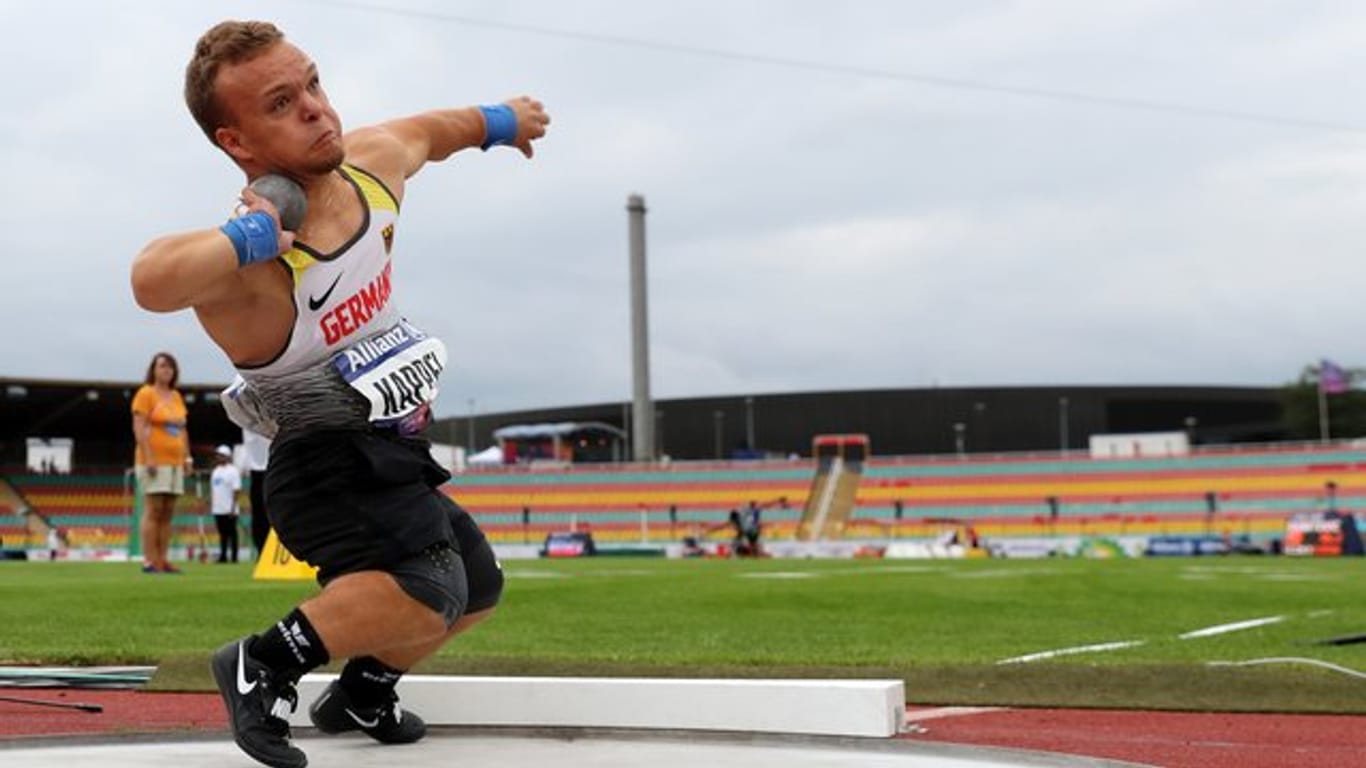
left=210, top=445, right=243, bottom=563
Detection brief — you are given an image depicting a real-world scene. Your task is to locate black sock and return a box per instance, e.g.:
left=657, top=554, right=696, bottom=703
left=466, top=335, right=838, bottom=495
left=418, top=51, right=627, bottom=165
left=249, top=608, right=330, bottom=676
left=339, top=656, right=406, bottom=709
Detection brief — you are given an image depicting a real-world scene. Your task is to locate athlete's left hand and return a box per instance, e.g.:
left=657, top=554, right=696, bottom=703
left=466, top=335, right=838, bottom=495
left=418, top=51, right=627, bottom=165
left=504, top=96, right=550, bottom=159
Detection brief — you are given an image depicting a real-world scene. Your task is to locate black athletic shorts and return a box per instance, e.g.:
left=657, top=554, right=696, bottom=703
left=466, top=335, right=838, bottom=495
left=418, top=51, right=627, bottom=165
left=265, top=429, right=502, bottom=612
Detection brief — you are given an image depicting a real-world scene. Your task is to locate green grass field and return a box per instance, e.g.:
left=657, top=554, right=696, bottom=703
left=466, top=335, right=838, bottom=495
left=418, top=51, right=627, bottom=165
left=2, top=556, right=1363, bottom=712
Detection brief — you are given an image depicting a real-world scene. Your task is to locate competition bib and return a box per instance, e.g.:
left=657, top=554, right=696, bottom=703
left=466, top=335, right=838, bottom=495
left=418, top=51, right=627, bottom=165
left=332, top=320, right=447, bottom=432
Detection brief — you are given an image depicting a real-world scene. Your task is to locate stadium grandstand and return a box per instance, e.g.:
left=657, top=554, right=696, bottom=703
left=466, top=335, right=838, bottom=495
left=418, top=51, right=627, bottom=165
left=444, top=440, right=1362, bottom=553
left=3, top=376, right=1359, bottom=559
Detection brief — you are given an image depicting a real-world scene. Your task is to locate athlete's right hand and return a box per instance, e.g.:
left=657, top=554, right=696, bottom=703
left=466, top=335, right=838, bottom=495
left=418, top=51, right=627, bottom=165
left=146, top=465, right=158, bottom=480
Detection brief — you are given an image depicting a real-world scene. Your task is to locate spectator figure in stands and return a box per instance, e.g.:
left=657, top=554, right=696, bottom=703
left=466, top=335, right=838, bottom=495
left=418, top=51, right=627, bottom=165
left=242, top=427, right=271, bottom=559
left=47, top=527, right=63, bottom=561
left=724, top=509, right=744, bottom=555
left=211, top=445, right=244, bottom=563
left=741, top=500, right=763, bottom=556
left=680, top=535, right=706, bottom=558
left=1324, top=481, right=1339, bottom=513
left=131, top=351, right=192, bottom=574
left=709, top=506, right=764, bottom=557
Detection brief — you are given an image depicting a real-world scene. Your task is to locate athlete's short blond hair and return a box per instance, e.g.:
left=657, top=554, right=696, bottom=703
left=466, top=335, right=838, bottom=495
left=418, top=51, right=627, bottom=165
left=184, top=20, right=285, bottom=145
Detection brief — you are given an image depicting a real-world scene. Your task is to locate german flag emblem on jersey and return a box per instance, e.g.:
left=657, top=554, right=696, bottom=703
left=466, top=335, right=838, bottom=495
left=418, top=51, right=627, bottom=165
left=382, top=223, right=395, bottom=253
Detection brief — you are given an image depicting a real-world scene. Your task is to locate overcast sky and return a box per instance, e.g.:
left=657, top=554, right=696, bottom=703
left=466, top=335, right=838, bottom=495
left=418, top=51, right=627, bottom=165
left=4, top=0, right=1366, bottom=418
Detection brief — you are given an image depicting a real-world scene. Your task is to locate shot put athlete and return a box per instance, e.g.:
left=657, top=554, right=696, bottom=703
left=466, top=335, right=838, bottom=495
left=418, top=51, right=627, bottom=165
left=130, top=20, right=549, bottom=768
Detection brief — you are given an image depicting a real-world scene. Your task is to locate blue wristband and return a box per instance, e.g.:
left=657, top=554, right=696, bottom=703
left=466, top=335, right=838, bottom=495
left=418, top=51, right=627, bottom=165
left=478, top=104, right=517, bottom=150
left=220, top=211, right=280, bottom=267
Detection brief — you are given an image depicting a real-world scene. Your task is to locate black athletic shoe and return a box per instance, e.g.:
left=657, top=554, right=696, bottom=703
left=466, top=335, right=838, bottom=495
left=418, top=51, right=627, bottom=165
left=307, top=679, right=427, bottom=744
left=211, top=637, right=308, bottom=768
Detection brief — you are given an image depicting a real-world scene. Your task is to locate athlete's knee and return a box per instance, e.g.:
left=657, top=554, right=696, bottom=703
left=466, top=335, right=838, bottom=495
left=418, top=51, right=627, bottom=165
left=389, top=542, right=469, bottom=629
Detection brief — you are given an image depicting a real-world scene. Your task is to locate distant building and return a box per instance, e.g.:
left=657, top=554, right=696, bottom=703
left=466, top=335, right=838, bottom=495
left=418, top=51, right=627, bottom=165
left=492, top=422, right=628, bottom=465
left=431, top=385, right=1286, bottom=461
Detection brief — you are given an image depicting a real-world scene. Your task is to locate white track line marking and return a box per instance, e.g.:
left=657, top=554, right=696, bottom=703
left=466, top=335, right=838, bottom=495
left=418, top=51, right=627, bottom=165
left=1180, top=616, right=1284, bottom=639
left=953, top=568, right=1059, bottom=579
left=905, top=706, right=1005, bottom=724
left=739, top=572, right=818, bottom=579
left=830, top=565, right=944, bottom=575
left=1182, top=566, right=1271, bottom=574
left=997, top=640, right=1145, bottom=665
left=1207, top=657, right=1366, bottom=680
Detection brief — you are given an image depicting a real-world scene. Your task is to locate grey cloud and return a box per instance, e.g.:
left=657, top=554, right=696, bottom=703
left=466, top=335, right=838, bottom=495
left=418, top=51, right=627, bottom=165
left=4, top=0, right=1366, bottom=419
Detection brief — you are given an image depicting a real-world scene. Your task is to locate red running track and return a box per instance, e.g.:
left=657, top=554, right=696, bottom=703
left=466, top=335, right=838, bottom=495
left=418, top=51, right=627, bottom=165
left=901, top=706, right=1366, bottom=767
left=3, top=690, right=1366, bottom=767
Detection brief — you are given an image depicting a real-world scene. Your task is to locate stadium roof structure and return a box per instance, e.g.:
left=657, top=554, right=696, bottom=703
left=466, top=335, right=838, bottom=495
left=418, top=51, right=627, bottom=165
left=434, top=385, right=1290, bottom=461
left=0, top=377, right=1293, bottom=464
left=0, top=376, right=240, bottom=468
left=493, top=422, right=627, bottom=440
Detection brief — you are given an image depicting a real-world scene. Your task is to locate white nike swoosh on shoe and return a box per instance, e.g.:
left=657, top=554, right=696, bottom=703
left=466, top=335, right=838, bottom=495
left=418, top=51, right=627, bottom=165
left=346, top=708, right=380, bottom=729
left=235, top=642, right=257, bottom=695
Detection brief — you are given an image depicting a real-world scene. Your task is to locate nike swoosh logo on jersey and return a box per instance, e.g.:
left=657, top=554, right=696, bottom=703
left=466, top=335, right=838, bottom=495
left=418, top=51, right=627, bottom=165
left=235, top=642, right=257, bottom=695
left=346, top=708, right=380, bottom=728
left=308, top=272, right=344, bottom=311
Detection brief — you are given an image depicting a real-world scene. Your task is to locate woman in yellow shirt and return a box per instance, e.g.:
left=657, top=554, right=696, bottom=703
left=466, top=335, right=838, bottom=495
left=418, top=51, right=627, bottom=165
left=131, top=352, right=193, bottom=573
